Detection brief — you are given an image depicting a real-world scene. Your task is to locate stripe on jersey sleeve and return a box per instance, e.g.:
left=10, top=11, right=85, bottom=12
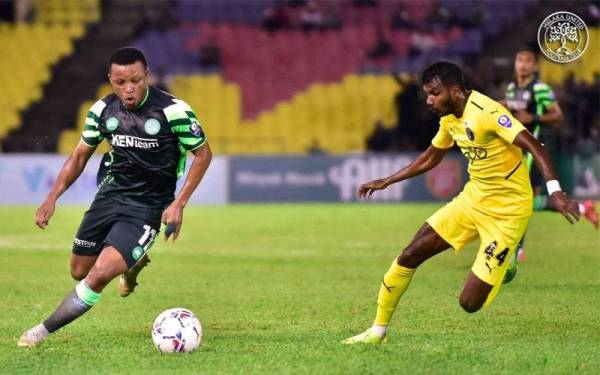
left=163, top=99, right=207, bottom=151
left=533, top=83, right=556, bottom=110
left=81, top=100, right=106, bottom=146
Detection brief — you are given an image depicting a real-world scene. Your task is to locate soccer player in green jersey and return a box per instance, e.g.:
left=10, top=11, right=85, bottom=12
left=504, top=46, right=598, bottom=266
left=18, top=47, right=213, bottom=347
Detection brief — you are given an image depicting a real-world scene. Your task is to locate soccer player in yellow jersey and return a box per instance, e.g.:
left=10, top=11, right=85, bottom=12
left=342, top=62, right=580, bottom=344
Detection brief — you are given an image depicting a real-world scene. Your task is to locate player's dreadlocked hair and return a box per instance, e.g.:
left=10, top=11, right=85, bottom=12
left=421, top=61, right=465, bottom=89
left=108, top=47, right=148, bottom=71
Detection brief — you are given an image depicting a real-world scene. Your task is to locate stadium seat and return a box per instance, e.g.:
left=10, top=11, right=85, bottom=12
left=0, top=0, right=101, bottom=144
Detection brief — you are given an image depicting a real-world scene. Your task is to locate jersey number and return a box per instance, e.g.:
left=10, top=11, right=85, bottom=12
left=139, top=224, right=157, bottom=250
left=484, top=242, right=509, bottom=266
left=495, top=248, right=509, bottom=266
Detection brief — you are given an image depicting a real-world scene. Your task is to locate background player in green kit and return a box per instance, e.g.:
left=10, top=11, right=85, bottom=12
left=503, top=46, right=598, bottom=270
left=18, top=47, right=213, bottom=347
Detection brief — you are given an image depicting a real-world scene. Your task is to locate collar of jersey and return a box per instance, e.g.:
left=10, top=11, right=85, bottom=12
left=132, top=87, right=150, bottom=111
left=517, top=76, right=535, bottom=89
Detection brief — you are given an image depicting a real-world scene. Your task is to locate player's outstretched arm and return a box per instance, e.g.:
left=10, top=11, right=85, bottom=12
left=161, top=142, right=212, bottom=241
left=358, top=145, right=448, bottom=199
left=35, top=141, right=97, bottom=229
left=513, top=130, right=580, bottom=224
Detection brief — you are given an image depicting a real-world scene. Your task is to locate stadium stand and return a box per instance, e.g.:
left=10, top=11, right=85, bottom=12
left=61, top=0, right=489, bottom=154
left=0, top=0, right=99, bottom=145
left=61, top=73, right=397, bottom=155
left=37, top=0, right=596, bottom=155
left=34, top=0, right=100, bottom=38
left=94, top=0, right=533, bottom=154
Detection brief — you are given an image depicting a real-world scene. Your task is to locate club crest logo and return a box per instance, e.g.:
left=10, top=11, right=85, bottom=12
left=106, top=117, right=119, bottom=132
left=498, top=115, right=512, bottom=128
left=538, top=11, right=588, bottom=63
left=466, top=127, right=475, bottom=141
left=144, top=118, right=161, bottom=135
left=132, top=246, right=144, bottom=261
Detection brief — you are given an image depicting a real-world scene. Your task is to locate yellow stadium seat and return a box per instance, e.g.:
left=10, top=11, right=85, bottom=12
left=58, top=130, right=80, bottom=154
left=96, top=83, right=112, bottom=98
left=77, top=100, right=95, bottom=130
left=59, top=71, right=398, bottom=155
left=0, top=21, right=84, bottom=142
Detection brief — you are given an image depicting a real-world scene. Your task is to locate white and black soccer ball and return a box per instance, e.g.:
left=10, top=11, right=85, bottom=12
left=152, top=308, right=202, bottom=353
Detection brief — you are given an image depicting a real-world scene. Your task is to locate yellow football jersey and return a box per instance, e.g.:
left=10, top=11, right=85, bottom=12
left=431, top=90, right=533, bottom=218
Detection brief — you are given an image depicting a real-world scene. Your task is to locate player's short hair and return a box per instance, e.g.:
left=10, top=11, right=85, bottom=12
left=421, top=61, right=465, bottom=89
left=108, top=47, right=148, bottom=71
left=516, top=45, right=539, bottom=62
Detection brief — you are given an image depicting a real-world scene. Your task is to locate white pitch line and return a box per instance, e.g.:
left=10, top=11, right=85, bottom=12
left=0, top=237, right=68, bottom=251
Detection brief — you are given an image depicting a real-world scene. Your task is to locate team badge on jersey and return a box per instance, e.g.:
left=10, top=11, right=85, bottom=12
left=190, top=121, right=202, bottom=137
left=466, top=127, right=475, bottom=141
left=106, top=117, right=119, bottom=132
left=144, top=118, right=161, bottom=135
left=498, top=115, right=512, bottom=128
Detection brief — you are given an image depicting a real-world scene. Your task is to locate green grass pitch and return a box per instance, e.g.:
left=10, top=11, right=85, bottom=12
left=0, top=204, right=598, bottom=374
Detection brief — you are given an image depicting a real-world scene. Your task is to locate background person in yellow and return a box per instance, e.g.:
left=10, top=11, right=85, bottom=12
left=342, top=61, right=580, bottom=345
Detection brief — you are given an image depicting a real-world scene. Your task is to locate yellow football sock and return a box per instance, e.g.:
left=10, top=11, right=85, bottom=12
left=373, top=259, right=415, bottom=326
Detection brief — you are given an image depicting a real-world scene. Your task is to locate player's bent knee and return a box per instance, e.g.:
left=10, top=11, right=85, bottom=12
left=85, top=268, right=116, bottom=292
left=398, top=244, right=426, bottom=268
left=459, top=294, right=484, bottom=313
left=70, top=268, right=87, bottom=281
left=398, top=249, right=417, bottom=268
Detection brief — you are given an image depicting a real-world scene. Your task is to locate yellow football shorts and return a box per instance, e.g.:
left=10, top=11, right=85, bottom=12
left=426, top=189, right=531, bottom=306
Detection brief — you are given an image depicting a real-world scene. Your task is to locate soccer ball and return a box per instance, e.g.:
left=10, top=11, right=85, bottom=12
left=151, top=308, right=202, bottom=353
